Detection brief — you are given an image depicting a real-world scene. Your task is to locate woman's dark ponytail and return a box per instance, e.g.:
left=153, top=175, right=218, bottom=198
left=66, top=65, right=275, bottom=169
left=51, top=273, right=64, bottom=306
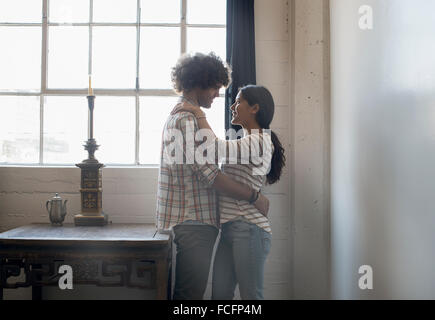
left=267, top=130, right=285, bottom=184
left=239, top=85, right=286, bottom=184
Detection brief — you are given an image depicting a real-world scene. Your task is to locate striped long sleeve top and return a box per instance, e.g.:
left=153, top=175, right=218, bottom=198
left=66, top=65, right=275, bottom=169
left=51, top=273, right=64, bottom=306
left=218, top=131, right=273, bottom=233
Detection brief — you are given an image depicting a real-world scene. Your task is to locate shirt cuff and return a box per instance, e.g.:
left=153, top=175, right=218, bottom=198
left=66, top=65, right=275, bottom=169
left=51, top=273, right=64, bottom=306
left=195, top=163, right=219, bottom=186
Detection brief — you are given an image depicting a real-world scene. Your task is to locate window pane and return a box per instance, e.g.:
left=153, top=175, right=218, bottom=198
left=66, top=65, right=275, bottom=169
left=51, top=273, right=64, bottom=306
left=93, top=96, right=135, bottom=164
left=140, top=0, right=180, bottom=23
left=48, top=27, right=88, bottom=89
left=186, top=27, right=226, bottom=61
left=140, top=27, right=180, bottom=89
left=44, top=96, right=87, bottom=164
left=0, top=0, right=42, bottom=23
left=49, top=0, right=89, bottom=23
left=139, top=96, right=178, bottom=164
left=187, top=0, right=225, bottom=25
left=206, top=97, right=225, bottom=140
left=92, top=27, right=136, bottom=89
left=0, top=96, right=40, bottom=163
left=0, top=27, right=41, bottom=91
left=93, top=0, right=136, bottom=23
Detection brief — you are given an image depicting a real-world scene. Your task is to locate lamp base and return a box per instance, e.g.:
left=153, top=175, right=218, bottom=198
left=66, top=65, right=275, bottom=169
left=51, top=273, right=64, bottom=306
left=74, top=213, right=108, bottom=226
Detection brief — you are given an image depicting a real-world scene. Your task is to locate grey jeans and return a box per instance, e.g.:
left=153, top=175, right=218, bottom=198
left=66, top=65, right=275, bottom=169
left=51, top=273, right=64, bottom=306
left=172, top=220, right=219, bottom=300
left=212, top=220, right=272, bottom=300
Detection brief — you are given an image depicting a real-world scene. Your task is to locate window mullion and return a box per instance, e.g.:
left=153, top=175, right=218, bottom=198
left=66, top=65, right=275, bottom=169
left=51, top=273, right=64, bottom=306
left=186, top=24, right=226, bottom=28
left=89, top=0, right=93, bottom=77
left=181, top=0, right=186, bottom=54
left=135, top=95, right=140, bottom=164
left=39, top=95, right=44, bottom=165
left=40, top=0, right=48, bottom=164
left=135, top=0, right=140, bottom=164
left=41, top=0, right=48, bottom=92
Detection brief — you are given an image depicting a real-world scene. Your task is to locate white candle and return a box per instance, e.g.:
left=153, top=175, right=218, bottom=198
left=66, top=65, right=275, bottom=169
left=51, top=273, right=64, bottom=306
left=88, top=75, right=93, bottom=96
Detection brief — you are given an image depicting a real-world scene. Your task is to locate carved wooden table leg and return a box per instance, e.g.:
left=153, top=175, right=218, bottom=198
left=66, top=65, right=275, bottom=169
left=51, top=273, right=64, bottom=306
left=0, top=259, right=3, bottom=300
left=32, top=264, right=42, bottom=300
left=167, top=260, right=172, bottom=300
left=32, top=285, right=42, bottom=300
left=155, top=259, right=168, bottom=300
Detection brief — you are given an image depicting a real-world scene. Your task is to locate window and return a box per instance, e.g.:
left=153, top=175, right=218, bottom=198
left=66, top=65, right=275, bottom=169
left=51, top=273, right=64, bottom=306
left=0, top=0, right=226, bottom=165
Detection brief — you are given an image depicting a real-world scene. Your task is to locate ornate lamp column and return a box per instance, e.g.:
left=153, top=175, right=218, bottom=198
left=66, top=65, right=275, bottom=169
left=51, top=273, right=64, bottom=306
left=74, top=92, right=108, bottom=226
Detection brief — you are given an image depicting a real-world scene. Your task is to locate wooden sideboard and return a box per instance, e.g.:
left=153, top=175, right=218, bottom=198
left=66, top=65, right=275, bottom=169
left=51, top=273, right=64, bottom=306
left=0, top=223, right=171, bottom=300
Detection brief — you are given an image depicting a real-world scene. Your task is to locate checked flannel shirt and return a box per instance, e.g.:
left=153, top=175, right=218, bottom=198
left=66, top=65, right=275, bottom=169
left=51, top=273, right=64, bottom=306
left=156, top=104, right=220, bottom=233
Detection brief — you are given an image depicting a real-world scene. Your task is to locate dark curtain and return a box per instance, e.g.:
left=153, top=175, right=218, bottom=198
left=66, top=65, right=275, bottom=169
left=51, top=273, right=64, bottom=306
left=225, top=0, right=256, bottom=132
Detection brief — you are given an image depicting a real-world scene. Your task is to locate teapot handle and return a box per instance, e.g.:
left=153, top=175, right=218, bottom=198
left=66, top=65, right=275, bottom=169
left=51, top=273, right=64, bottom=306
left=46, top=200, right=51, bottom=213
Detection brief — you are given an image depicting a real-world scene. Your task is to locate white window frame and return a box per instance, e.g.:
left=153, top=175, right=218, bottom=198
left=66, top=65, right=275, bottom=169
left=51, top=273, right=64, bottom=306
left=0, top=0, right=226, bottom=165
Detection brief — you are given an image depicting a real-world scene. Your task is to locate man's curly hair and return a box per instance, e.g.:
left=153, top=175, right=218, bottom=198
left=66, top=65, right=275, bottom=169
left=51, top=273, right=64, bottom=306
left=171, top=52, right=232, bottom=93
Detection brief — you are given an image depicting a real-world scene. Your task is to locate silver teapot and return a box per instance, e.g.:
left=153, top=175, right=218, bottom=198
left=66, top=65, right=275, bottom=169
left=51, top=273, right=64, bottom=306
left=46, top=193, right=67, bottom=226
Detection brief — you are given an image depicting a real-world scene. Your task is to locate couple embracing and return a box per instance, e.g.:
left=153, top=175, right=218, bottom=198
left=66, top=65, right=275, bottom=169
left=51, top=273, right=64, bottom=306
left=156, top=52, right=285, bottom=300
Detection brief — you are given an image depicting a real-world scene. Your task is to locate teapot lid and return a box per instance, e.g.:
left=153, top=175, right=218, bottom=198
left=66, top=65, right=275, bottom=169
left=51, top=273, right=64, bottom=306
left=52, top=193, right=62, bottom=200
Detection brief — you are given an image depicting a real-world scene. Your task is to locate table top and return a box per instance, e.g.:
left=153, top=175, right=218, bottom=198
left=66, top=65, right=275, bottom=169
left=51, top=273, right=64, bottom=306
left=0, top=223, right=170, bottom=247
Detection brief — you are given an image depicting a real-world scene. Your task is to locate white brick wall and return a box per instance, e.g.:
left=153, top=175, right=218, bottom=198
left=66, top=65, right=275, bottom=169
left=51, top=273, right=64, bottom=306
left=255, top=0, right=292, bottom=300
left=292, top=0, right=330, bottom=299
left=0, top=167, right=159, bottom=233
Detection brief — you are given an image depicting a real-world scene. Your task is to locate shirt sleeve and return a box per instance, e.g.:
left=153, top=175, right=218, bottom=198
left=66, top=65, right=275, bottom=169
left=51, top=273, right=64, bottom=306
left=176, top=113, right=220, bottom=186
left=215, top=132, right=271, bottom=167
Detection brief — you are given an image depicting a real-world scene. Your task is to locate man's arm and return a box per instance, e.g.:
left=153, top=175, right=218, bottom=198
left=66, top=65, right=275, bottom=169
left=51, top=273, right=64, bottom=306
left=212, top=172, right=270, bottom=216
left=212, top=172, right=251, bottom=199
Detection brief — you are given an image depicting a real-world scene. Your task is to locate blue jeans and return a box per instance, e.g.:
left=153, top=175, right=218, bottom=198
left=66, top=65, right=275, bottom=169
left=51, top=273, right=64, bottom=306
left=172, top=220, right=219, bottom=300
left=212, top=220, right=272, bottom=300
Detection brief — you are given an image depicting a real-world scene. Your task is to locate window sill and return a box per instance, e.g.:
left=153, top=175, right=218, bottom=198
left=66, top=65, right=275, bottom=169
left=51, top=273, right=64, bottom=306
left=0, top=164, right=159, bottom=169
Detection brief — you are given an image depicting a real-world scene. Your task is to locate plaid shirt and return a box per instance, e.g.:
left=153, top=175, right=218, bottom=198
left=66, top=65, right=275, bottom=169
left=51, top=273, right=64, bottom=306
left=156, top=104, right=220, bottom=232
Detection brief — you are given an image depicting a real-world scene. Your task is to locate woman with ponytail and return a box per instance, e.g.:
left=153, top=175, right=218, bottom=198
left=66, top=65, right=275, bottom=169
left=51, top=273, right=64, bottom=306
left=171, top=84, right=285, bottom=300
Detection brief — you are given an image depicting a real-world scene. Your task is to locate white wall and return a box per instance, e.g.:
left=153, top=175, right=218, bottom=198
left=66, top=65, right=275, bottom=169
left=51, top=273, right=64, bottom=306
left=290, top=0, right=330, bottom=299
left=255, top=0, right=292, bottom=300
left=256, top=0, right=331, bottom=300
left=331, top=0, right=435, bottom=299
left=0, top=0, right=295, bottom=300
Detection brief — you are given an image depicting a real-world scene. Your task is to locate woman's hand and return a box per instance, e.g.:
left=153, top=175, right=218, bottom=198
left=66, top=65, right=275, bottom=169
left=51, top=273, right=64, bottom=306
left=171, top=102, right=205, bottom=118
left=254, top=193, right=270, bottom=217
